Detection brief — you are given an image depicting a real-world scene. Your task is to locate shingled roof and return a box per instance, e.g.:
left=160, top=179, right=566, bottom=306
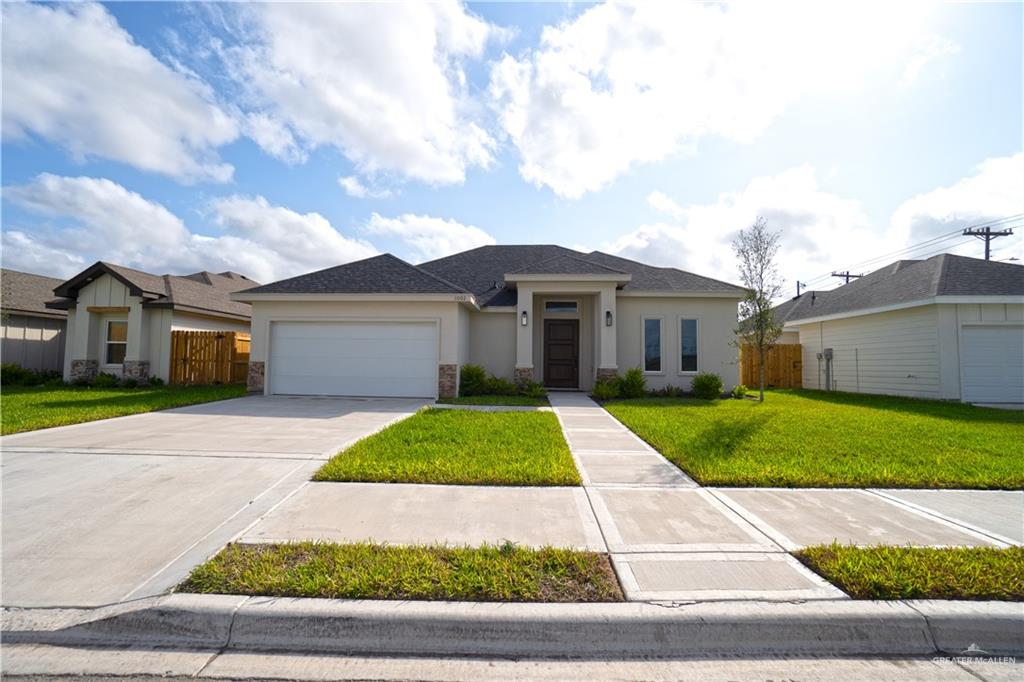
left=784, top=254, right=1024, bottom=323
left=1, top=269, right=68, bottom=318
left=50, top=262, right=256, bottom=319
left=235, top=254, right=468, bottom=296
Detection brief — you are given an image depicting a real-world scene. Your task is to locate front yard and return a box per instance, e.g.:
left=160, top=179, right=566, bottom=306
left=604, top=389, right=1023, bottom=488
left=437, top=395, right=549, bottom=406
left=314, top=408, right=580, bottom=486
left=181, top=541, right=622, bottom=602
left=0, top=384, right=247, bottom=435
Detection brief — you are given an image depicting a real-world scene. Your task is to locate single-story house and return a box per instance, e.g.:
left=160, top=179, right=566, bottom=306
left=1, top=269, right=68, bottom=373
left=779, top=254, right=1024, bottom=405
left=48, top=262, right=256, bottom=383
left=232, top=245, right=746, bottom=398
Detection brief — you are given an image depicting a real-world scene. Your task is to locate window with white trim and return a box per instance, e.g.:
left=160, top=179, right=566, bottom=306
left=643, top=318, right=662, bottom=372
left=680, top=319, right=698, bottom=372
left=544, top=301, right=578, bottom=314
left=105, top=320, right=127, bottom=365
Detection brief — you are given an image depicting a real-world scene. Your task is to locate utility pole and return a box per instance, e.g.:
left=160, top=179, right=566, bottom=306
left=963, top=226, right=1014, bottom=260
left=831, top=271, right=863, bottom=284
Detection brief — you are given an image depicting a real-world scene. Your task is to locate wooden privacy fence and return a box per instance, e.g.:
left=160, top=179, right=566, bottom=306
left=169, top=331, right=250, bottom=385
left=740, top=344, right=803, bottom=389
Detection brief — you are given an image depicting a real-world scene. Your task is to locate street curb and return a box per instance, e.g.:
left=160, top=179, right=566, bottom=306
left=3, top=595, right=1021, bottom=658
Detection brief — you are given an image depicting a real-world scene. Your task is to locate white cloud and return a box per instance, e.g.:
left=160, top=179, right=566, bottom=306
left=602, top=154, right=1024, bottom=292
left=904, top=35, right=960, bottom=84
left=339, top=176, right=394, bottom=200
left=647, top=191, right=685, bottom=220
left=364, top=213, right=495, bottom=262
left=2, top=174, right=378, bottom=282
left=490, top=2, right=941, bottom=198
left=1, top=2, right=238, bottom=182
left=222, top=2, right=496, bottom=184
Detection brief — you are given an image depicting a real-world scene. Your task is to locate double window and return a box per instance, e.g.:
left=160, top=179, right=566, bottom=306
left=642, top=317, right=699, bottom=374
left=105, top=320, right=127, bottom=365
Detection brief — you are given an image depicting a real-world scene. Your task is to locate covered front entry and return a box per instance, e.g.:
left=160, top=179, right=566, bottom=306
left=544, top=319, right=579, bottom=388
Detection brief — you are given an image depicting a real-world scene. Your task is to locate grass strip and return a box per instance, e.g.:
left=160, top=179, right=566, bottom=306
left=314, top=408, right=580, bottom=486
left=180, top=541, right=624, bottom=602
left=0, top=384, right=247, bottom=435
left=605, top=389, right=1023, bottom=488
left=437, top=395, right=548, bottom=406
left=796, top=544, right=1024, bottom=600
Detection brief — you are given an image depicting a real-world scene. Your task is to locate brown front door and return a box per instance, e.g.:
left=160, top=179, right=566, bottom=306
left=544, top=319, right=579, bottom=388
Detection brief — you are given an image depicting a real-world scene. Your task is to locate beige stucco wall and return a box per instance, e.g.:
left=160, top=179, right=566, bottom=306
left=247, top=299, right=465, bottom=368
left=468, top=310, right=516, bottom=380
left=615, top=296, right=740, bottom=391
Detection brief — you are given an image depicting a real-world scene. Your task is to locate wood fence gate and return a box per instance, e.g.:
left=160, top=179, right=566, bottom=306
left=740, top=344, right=803, bottom=389
left=169, top=331, right=250, bottom=385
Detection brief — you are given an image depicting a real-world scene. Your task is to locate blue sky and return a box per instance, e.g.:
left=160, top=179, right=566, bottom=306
left=2, top=1, right=1021, bottom=293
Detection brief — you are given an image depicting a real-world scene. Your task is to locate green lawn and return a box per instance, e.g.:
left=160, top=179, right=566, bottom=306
left=0, top=384, right=247, bottom=435
left=179, top=541, right=623, bottom=602
left=797, top=544, right=1024, bottom=600
left=314, top=408, right=579, bottom=486
left=437, top=395, right=548, bottom=407
left=604, top=389, right=1023, bottom=488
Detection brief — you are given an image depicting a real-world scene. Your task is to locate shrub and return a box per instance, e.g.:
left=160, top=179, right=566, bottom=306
left=592, top=379, right=620, bottom=401
left=459, top=364, right=488, bottom=396
left=618, top=367, right=646, bottom=399
left=121, top=378, right=139, bottom=389
left=519, top=380, right=547, bottom=399
left=92, top=372, right=120, bottom=388
left=731, top=383, right=748, bottom=399
left=691, top=372, right=724, bottom=400
left=650, top=384, right=682, bottom=398
left=148, top=376, right=165, bottom=387
left=486, top=376, right=518, bottom=396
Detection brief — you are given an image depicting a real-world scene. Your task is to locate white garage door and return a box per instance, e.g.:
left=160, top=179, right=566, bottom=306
left=269, top=321, right=437, bottom=397
left=961, top=325, right=1024, bottom=404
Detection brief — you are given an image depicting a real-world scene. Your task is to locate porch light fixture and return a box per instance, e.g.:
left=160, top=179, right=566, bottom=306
left=605, top=310, right=614, bottom=327
left=521, top=310, right=529, bottom=326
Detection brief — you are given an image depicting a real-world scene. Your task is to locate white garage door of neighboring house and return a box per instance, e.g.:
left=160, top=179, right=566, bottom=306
left=269, top=321, right=438, bottom=397
left=961, top=325, right=1024, bottom=404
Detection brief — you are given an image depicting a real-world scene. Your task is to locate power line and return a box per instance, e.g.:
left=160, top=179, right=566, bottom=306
left=963, top=225, right=1014, bottom=260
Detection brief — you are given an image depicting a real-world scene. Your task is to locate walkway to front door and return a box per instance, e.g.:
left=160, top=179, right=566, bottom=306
left=544, top=319, right=578, bottom=388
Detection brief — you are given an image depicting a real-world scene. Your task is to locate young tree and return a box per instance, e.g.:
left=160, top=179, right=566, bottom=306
left=732, top=217, right=784, bottom=402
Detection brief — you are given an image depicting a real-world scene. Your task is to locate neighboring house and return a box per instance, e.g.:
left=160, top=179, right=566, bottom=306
left=779, top=254, right=1024, bottom=404
left=768, top=296, right=803, bottom=344
left=232, top=245, right=745, bottom=398
left=48, top=262, right=256, bottom=383
left=1, top=269, right=68, bottom=373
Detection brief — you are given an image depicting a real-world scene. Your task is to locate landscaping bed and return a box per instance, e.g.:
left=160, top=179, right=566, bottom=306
left=604, top=389, right=1023, bottom=488
left=314, top=408, right=580, bottom=486
left=796, top=544, right=1024, bottom=600
left=437, top=395, right=548, bottom=407
left=0, top=384, right=247, bottom=435
left=179, top=541, right=623, bottom=602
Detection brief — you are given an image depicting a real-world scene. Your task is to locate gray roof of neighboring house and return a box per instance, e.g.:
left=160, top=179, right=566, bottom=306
left=50, top=262, right=256, bottom=319
left=783, top=254, right=1024, bottom=323
left=1, top=269, right=68, bottom=318
left=237, top=254, right=468, bottom=296
left=418, top=245, right=745, bottom=307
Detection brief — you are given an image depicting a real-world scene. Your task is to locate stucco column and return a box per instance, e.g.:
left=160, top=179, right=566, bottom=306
left=515, top=285, right=534, bottom=371
left=598, top=285, right=617, bottom=370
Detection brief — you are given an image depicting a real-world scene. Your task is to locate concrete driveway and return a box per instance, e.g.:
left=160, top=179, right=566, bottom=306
left=1, top=396, right=425, bottom=607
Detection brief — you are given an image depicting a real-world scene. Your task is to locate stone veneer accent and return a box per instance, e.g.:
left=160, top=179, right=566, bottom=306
left=438, top=364, right=458, bottom=398
left=513, top=366, right=534, bottom=387
left=247, top=361, right=265, bottom=393
left=122, top=360, right=150, bottom=383
left=70, top=359, right=98, bottom=383
left=595, top=367, right=619, bottom=383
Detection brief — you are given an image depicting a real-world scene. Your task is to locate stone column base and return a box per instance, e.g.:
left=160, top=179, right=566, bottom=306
left=247, top=361, right=265, bottom=393
left=596, top=367, right=619, bottom=383
left=438, top=364, right=457, bottom=398
left=70, top=359, right=98, bottom=384
left=122, top=360, right=150, bottom=384
left=513, top=366, right=534, bottom=387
